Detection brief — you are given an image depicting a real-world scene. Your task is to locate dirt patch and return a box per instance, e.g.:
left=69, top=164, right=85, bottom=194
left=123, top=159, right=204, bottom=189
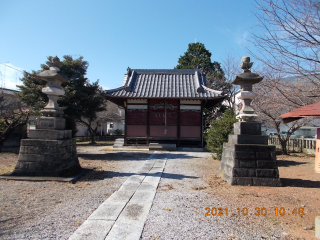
left=0, top=153, right=16, bottom=175
left=191, top=186, right=207, bottom=190
left=201, top=153, right=320, bottom=240
left=158, top=183, right=175, bottom=191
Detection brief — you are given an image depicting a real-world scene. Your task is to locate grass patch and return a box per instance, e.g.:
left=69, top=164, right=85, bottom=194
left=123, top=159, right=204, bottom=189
left=0, top=164, right=15, bottom=175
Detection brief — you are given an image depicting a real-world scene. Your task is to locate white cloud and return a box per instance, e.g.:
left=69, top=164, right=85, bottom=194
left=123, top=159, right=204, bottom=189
left=0, top=63, right=23, bottom=90
left=100, top=84, right=111, bottom=91
left=222, top=28, right=249, bottom=46
left=236, top=31, right=248, bottom=46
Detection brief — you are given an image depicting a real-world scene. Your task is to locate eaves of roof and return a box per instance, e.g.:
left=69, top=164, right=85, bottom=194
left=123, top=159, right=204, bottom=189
left=280, top=101, right=320, bottom=123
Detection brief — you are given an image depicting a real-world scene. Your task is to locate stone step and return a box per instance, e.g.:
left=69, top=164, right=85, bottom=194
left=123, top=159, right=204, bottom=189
left=113, top=138, right=124, bottom=148
left=113, top=145, right=124, bottom=148
left=149, top=143, right=176, bottom=151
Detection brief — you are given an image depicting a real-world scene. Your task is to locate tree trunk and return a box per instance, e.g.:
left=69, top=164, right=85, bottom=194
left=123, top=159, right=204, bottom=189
left=279, top=139, right=288, bottom=155
left=89, top=132, right=96, bottom=145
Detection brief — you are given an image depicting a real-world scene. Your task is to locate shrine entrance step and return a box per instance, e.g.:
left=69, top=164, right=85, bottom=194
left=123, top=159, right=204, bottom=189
left=149, top=143, right=176, bottom=151
left=113, top=138, right=124, bottom=148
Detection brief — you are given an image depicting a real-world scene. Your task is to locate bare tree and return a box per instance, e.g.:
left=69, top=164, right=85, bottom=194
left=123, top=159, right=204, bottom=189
left=0, top=89, right=29, bottom=152
left=77, top=100, right=123, bottom=143
left=103, top=100, right=124, bottom=123
left=221, top=51, right=242, bottom=109
left=250, top=0, right=320, bottom=83
left=253, top=69, right=319, bottom=154
left=203, top=52, right=243, bottom=130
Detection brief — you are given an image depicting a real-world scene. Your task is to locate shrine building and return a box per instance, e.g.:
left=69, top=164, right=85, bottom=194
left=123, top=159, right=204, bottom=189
left=106, top=68, right=225, bottom=147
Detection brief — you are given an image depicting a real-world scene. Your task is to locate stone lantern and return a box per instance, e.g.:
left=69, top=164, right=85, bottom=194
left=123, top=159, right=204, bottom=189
left=36, top=56, right=69, bottom=130
left=233, top=56, right=263, bottom=121
left=218, top=56, right=281, bottom=187
left=12, top=56, right=81, bottom=177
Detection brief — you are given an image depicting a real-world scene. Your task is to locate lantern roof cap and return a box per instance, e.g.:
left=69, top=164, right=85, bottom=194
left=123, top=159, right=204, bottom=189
left=36, top=56, right=68, bottom=82
left=232, top=56, right=263, bottom=85
left=48, top=56, right=63, bottom=68
left=37, top=70, right=69, bottom=82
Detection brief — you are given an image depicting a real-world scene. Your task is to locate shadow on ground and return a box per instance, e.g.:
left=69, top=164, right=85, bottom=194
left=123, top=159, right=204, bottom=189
left=78, top=169, right=198, bottom=182
left=276, top=160, right=308, bottom=167
left=78, top=152, right=201, bottom=161
left=78, top=152, right=152, bottom=161
left=281, top=178, right=320, bottom=188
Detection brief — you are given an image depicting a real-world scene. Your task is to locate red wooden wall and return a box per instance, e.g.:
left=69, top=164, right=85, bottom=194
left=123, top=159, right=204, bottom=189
left=125, top=99, right=202, bottom=139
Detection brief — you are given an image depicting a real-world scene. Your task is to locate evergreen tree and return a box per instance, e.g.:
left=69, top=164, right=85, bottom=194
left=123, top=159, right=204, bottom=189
left=175, top=42, right=230, bottom=130
left=175, top=43, right=225, bottom=85
left=176, top=42, right=215, bottom=73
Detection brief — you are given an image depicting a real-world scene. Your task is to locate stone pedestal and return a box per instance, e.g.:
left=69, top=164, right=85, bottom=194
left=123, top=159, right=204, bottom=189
left=219, top=122, right=281, bottom=186
left=12, top=129, right=81, bottom=177
left=37, top=117, right=66, bottom=130
left=28, top=129, right=71, bottom=140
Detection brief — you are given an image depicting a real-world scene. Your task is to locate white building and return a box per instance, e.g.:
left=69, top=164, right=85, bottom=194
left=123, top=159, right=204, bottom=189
left=75, top=102, right=125, bottom=136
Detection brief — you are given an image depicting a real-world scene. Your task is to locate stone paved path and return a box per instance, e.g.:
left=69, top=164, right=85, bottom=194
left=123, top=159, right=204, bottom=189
left=68, top=151, right=168, bottom=240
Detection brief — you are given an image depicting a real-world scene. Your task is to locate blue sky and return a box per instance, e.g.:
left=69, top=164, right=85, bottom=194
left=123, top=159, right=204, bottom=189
left=0, top=0, right=260, bottom=90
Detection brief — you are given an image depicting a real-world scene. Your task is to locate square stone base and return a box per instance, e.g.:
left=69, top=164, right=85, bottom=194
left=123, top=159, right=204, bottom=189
left=219, top=143, right=281, bottom=187
left=29, top=129, right=72, bottom=140
left=228, top=135, right=268, bottom=145
left=37, top=117, right=65, bottom=130
left=234, top=121, right=262, bottom=135
left=11, top=138, right=81, bottom=177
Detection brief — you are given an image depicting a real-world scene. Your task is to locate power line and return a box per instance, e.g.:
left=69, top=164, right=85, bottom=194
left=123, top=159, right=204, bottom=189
left=0, top=54, right=82, bottom=74
left=0, top=62, right=46, bottom=84
left=0, top=62, right=24, bottom=73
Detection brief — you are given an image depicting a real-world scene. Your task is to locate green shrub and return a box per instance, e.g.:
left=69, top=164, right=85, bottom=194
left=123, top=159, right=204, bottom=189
left=0, top=119, right=6, bottom=131
left=113, top=129, right=123, bottom=135
left=205, top=109, right=237, bottom=160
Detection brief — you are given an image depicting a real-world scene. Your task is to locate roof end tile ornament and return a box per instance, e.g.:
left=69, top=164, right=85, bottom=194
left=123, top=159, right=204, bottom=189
left=127, top=67, right=132, bottom=77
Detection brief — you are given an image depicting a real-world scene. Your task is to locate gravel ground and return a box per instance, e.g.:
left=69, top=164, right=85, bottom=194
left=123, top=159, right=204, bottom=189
left=141, top=152, right=285, bottom=240
left=0, top=146, right=153, bottom=240
left=1, top=147, right=319, bottom=239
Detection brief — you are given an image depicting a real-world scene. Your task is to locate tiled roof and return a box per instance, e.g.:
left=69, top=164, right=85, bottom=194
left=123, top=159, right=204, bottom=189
left=280, top=101, right=320, bottom=123
left=106, top=69, right=223, bottom=99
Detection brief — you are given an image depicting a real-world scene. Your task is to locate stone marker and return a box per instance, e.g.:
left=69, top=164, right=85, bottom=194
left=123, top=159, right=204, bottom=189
left=218, top=56, right=281, bottom=186
left=316, top=216, right=320, bottom=239
left=12, top=56, right=81, bottom=177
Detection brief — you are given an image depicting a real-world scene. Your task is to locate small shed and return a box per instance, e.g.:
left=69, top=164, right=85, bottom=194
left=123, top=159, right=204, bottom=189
left=280, top=101, right=320, bottom=173
left=105, top=68, right=225, bottom=147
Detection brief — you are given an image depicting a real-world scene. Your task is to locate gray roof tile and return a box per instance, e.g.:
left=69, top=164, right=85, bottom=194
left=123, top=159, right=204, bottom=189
left=106, top=69, right=223, bottom=99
